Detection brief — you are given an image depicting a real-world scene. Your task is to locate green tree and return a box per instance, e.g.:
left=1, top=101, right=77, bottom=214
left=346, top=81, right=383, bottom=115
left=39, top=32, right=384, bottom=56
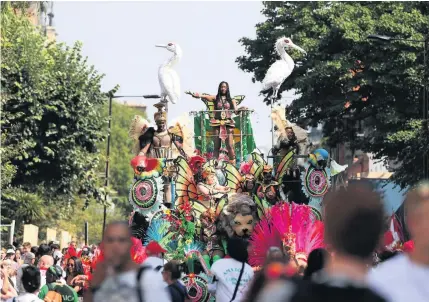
left=56, top=198, right=124, bottom=245
left=237, top=2, right=429, bottom=187
left=1, top=4, right=117, bottom=235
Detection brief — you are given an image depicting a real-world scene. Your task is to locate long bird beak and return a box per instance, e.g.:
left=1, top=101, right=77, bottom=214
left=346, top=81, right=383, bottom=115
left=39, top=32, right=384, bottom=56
left=291, top=44, right=307, bottom=55
left=155, top=44, right=167, bottom=48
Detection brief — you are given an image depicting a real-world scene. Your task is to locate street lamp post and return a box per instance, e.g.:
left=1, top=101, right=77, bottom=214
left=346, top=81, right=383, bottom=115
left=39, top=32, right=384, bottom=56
left=367, top=34, right=429, bottom=179
left=101, top=94, right=158, bottom=237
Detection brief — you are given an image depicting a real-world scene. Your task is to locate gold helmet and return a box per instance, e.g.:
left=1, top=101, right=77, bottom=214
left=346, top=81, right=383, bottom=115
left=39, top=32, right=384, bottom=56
left=154, top=111, right=167, bottom=123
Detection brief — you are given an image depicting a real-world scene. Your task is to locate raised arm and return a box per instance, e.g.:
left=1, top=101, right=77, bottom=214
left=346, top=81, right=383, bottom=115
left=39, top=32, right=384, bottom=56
left=185, top=91, right=216, bottom=102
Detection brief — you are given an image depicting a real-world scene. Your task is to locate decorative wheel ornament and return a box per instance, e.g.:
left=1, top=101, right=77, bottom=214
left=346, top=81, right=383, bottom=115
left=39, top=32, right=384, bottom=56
left=182, top=274, right=211, bottom=302
left=301, top=164, right=331, bottom=213
left=310, top=206, right=322, bottom=221
left=129, top=176, right=164, bottom=215
left=304, top=167, right=329, bottom=197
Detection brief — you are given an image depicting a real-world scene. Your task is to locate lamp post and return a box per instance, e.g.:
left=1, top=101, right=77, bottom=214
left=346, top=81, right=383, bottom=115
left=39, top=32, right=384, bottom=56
left=101, top=94, right=156, bottom=237
left=367, top=34, right=428, bottom=179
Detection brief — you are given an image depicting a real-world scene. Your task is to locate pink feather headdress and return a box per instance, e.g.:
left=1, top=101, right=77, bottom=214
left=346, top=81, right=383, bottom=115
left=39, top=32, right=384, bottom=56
left=249, top=202, right=325, bottom=267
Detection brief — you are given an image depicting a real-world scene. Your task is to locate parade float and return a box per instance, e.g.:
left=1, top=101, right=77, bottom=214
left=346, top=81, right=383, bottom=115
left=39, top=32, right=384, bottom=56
left=123, top=39, right=348, bottom=301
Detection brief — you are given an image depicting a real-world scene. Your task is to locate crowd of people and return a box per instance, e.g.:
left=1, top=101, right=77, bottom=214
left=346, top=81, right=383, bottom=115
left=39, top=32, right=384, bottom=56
left=2, top=181, right=428, bottom=302
left=1, top=241, right=95, bottom=301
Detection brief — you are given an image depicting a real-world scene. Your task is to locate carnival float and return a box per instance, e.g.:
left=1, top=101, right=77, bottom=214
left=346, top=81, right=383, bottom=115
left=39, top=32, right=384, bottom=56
left=120, top=38, right=351, bottom=301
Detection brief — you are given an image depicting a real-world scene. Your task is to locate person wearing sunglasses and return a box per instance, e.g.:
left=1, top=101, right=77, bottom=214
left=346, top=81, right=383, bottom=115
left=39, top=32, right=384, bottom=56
left=66, top=256, right=85, bottom=300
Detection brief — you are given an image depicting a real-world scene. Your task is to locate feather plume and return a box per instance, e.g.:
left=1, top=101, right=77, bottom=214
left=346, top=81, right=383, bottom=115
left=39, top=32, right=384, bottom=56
left=248, top=214, right=282, bottom=267
left=129, top=115, right=150, bottom=155
left=130, top=237, right=147, bottom=264
left=129, top=115, right=150, bottom=140
left=143, top=219, right=170, bottom=246
left=271, top=105, right=287, bottom=140
left=169, top=114, right=195, bottom=157
left=249, top=202, right=324, bottom=267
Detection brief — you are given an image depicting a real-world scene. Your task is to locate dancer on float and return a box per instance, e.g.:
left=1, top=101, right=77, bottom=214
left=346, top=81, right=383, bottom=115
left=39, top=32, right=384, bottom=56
left=186, top=81, right=242, bottom=165
left=197, top=166, right=231, bottom=202
left=129, top=104, right=191, bottom=207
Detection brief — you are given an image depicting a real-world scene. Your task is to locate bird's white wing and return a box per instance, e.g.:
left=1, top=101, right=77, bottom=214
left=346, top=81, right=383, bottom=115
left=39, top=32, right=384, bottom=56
left=262, top=60, right=293, bottom=91
left=158, top=67, right=180, bottom=104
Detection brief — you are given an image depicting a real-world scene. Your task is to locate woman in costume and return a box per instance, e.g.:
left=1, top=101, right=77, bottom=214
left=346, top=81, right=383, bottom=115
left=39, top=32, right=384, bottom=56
left=248, top=202, right=325, bottom=273
left=186, top=81, right=240, bottom=164
left=197, top=166, right=231, bottom=204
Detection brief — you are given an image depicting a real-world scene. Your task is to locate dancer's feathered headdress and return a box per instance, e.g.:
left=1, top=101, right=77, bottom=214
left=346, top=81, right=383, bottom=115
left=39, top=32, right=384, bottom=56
left=169, top=114, right=195, bottom=158
left=271, top=105, right=288, bottom=140
left=249, top=202, right=325, bottom=267
left=271, top=105, right=308, bottom=144
left=129, top=115, right=150, bottom=154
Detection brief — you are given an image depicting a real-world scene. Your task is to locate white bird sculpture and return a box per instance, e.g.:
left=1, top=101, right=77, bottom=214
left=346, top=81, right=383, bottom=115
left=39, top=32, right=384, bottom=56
left=262, top=37, right=306, bottom=101
left=155, top=42, right=182, bottom=105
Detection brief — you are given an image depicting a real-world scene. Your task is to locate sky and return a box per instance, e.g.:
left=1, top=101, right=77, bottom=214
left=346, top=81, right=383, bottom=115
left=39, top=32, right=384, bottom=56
left=53, top=1, right=296, bottom=153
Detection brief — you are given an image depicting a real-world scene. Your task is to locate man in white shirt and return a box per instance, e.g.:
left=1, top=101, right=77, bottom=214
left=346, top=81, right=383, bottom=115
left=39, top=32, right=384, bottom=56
left=210, top=237, right=254, bottom=302
left=89, top=221, right=171, bottom=302
left=142, top=241, right=166, bottom=272
left=368, top=182, right=429, bottom=302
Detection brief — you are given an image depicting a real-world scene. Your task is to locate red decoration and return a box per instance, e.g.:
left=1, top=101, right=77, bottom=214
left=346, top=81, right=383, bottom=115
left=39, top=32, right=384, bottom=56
left=146, top=241, right=167, bottom=254
left=402, top=240, right=414, bottom=253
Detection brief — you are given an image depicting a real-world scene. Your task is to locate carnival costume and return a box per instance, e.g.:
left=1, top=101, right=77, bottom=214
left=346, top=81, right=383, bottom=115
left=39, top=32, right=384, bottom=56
left=248, top=202, right=325, bottom=268
left=186, top=90, right=256, bottom=165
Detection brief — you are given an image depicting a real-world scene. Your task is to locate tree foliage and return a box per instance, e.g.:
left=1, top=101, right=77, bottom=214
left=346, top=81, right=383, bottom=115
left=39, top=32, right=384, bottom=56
left=1, top=4, right=117, bottom=234
left=56, top=198, right=124, bottom=245
left=237, top=2, right=429, bottom=187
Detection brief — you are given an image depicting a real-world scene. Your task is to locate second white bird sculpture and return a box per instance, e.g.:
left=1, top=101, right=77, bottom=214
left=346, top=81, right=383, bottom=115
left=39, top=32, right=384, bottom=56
left=155, top=42, right=182, bottom=104
left=262, top=37, right=306, bottom=101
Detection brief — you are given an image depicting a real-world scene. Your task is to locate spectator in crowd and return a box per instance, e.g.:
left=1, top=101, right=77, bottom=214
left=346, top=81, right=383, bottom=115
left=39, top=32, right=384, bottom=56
left=70, top=242, right=77, bottom=250
left=38, top=265, right=78, bottom=302
left=303, top=248, right=329, bottom=280
left=6, top=266, right=43, bottom=302
left=254, top=183, right=387, bottom=302
left=210, top=237, right=254, bottom=302
left=21, top=243, right=31, bottom=255
left=1, top=261, right=18, bottom=300
left=243, top=247, right=289, bottom=302
left=162, top=261, right=189, bottom=302
left=143, top=241, right=166, bottom=272
left=16, top=253, right=36, bottom=294
left=4, top=250, right=15, bottom=262
left=87, top=221, right=171, bottom=302
left=368, top=182, right=429, bottom=302
left=36, top=244, right=51, bottom=260
left=50, top=244, right=62, bottom=267
left=2, top=259, right=17, bottom=293
left=1, top=249, right=6, bottom=261
left=30, top=247, right=38, bottom=257
left=38, top=255, right=54, bottom=288
left=14, top=250, right=22, bottom=266
left=65, top=257, right=85, bottom=299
